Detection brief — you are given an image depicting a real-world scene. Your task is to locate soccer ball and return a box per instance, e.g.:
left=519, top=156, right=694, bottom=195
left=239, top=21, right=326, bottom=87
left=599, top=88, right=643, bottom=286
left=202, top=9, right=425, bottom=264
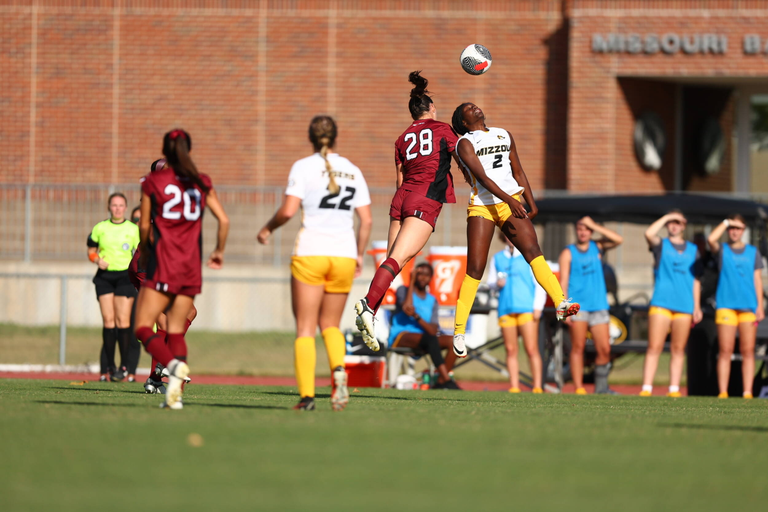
left=460, top=44, right=492, bottom=75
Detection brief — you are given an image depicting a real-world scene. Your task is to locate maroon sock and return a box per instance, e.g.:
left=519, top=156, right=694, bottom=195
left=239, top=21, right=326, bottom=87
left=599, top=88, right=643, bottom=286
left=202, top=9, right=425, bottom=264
left=151, top=330, right=168, bottom=378
left=167, top=333, right=188, bottom=362
left=184, top=319, right=192, bottom=335
left=136, top=327, right=175, bottom=368
left=365, top=258, right=400, bottom=314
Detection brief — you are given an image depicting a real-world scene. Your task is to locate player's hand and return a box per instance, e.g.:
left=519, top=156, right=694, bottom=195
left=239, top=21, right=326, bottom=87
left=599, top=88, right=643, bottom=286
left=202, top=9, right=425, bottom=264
left=692, top=307, right=703, bottom=325
left=527, top=205, right=539, bottom=220
left=497, top=277, right=507, bottom=289
left=507, top=200, right=528, bottom=219
left=579, top=216, right=596, bottom=229
left=97, top=258, right=110, bottom=270
left=729, top=218, right=747, bottom=230
left=257, top=227, right=271, bottom=245
left=756, top=307, right=765, bottom=323
left=403, top=302, right=416, bottom=317
left=355, top=255, right=364, bottom=278
left=207, top=249, right=224, bottom=269
left=666, top=212, right=686, bottom=224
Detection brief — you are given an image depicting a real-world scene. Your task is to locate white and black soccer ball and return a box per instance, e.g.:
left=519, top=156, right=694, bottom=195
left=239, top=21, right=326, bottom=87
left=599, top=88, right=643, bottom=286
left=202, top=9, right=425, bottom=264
left=460, top=44, right=492, bottom=75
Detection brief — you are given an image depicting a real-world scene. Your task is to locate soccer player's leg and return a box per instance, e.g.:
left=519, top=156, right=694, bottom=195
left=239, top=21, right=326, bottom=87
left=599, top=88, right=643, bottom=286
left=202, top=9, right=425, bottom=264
left=134, top=287, right=177, bottom=403
left=322, top=258, right=355, bottom=411
left=454, top=214, right=495, bottom=357
left=97, top=292, right=118, bottom=381
left=162, top=293, right=195, bottom=410
left=640, top=307, right=672, bottom=396
left=113, top=293, right=134, bottom=382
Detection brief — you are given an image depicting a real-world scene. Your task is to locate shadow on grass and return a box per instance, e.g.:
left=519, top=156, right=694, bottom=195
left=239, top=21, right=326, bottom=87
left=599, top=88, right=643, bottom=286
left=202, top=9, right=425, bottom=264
left=261, top=391, right=331, bottom=399
left=36, top=400, right=142, bottom=407
left=659, top=422, right=768, bottom=433
left=48, top=386, right=144, bottom=395
left=187, top=402, right=287, bottom=410
left=36, top=399, right=286, bottom=411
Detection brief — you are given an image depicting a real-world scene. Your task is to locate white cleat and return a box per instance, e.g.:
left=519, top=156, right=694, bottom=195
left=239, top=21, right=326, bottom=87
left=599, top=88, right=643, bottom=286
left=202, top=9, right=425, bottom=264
left=453, top=333, right=468, bottom=358
left=163, top=360, right=189, bottom=410
left=160, top=397, right=183, bottom=410
left=556, top=298, right=580, bottom=321
left=161, top=364, right=191, bottom=383
left=354, top=299, right=380, bottom=352
left=331, top=366, right=349, bottom=411
left=144, top=377, right=166, bottom=395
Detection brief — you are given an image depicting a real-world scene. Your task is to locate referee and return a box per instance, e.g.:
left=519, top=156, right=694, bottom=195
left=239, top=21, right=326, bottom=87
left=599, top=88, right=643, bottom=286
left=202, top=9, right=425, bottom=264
left=87, top=192, right=140, bottom=382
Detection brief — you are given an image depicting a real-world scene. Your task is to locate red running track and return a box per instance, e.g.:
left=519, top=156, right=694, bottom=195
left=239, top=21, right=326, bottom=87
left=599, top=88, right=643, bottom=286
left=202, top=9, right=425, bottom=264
left=0, top=371, right=681, bottom=395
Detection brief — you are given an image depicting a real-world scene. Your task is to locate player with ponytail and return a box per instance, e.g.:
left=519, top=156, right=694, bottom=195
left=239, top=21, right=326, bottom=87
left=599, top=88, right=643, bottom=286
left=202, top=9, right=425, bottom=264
left=134, top=129, right=229, bottom=409
left=353, top=71, right=460, bottom=351
left=258, top=115, right=372, bottom=411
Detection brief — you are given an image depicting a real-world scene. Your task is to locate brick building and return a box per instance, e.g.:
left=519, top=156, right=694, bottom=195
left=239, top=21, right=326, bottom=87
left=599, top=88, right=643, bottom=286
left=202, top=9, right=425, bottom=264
left=1, top=0, right=768, bottom=194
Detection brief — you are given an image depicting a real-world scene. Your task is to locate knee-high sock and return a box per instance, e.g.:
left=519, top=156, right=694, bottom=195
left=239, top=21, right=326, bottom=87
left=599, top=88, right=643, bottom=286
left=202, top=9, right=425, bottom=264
left=100, top=327, right=117, bottom=373
left=322, top=327, right=346, bottom=371
left=167, top=333, right=187, bottom=362
left=150, top=330, right=168, bottom=378
left=365, top=258, right=400, bottom=313
left=418, top=333, right=445, bottom=367
left=530, top=256, right=565, bottom=308
left=136, top=327, right=174, bottom=368
left=294, top=337, right=316, bottom=398
left=116, top=328, right=132, bottom=369
left=454, top=275, right=480, bottom=335
left=126, top=334, right=142, bottom=375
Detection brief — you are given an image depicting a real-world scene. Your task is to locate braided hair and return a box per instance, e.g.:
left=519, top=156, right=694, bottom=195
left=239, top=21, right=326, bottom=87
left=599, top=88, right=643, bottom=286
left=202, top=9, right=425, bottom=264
left=308, top=116, right=340, bottom=195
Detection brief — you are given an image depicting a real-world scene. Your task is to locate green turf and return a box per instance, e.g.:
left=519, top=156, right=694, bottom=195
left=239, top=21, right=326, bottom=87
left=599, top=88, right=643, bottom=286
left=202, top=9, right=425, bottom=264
left=1, top=380, right=766, bottom=512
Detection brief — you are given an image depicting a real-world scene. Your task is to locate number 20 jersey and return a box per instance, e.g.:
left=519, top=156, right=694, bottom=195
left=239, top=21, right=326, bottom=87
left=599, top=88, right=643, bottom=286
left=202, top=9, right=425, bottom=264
left=285, top=153, right=371, bottom=259
left=140, top=167, right=212, bottom=293
left=458, top=127, right=524, bottom=206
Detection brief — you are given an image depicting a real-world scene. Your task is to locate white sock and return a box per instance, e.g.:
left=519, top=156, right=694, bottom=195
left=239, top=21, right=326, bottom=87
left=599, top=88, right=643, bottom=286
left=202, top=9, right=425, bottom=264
left=642, top=385, right=653, bottom=393
left=669, top=385, right=680, bottom=393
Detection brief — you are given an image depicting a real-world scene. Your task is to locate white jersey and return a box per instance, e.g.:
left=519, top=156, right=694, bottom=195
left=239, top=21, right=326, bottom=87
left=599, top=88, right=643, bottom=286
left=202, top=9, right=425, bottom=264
left=458, top=127, right=524, bottom=206
left=285, top=153, right=371, bottom=258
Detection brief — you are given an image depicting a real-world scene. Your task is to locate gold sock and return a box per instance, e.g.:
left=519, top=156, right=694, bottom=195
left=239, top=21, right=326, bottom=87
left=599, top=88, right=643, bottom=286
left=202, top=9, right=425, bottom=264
left=321, top=327, right=346, bottom=371
left=294, top=336, right=316, bottom=398
left=454, top=275, right=480, bottom=335
left=530, top=255, right=565, bottom=308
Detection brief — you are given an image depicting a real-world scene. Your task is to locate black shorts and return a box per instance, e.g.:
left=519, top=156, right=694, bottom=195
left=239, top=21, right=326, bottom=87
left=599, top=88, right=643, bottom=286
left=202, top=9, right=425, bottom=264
left=93, top=270, right=136, bottom=299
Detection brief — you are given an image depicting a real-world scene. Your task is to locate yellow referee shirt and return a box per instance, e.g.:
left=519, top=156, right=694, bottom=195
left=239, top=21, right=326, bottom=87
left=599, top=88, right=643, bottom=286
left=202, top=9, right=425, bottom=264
left=88, top=219, right=140, bottom=271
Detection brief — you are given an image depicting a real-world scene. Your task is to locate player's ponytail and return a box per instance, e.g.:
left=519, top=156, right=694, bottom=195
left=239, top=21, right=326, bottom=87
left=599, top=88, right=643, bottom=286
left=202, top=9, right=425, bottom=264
left=162, top=129, right=209, bottom=192
left=452, top=103, right=472, bottom=136
left=308, top=116, right=340, bottom=195
left=408, top=70, right=433, bottom=120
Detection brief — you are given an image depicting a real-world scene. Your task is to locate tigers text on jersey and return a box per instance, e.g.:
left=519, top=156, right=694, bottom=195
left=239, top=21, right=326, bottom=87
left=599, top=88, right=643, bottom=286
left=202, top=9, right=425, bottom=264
left=285, top=153, right=371, bottom=259
left=458, top=127, right=524, bottom=206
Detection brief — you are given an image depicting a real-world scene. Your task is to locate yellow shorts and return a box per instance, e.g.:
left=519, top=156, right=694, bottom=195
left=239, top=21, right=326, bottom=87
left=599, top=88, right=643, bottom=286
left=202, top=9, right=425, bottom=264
left=467, top=194, right=523, bottom=228
left=290, top=256, right=356, bottom=293
left=498, top=312, right=533, bottom=327
left=648, top=306, right=691, bottom=321
left=715, top=308, right=756, bottom=326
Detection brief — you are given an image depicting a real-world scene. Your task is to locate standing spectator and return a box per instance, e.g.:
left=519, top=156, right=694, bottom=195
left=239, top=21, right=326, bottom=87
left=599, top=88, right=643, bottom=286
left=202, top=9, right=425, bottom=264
left=488, top=232, right=546, bottom=393
left=389, top=263, right=460, bottom=389
left=640, top=211, right=703, bottom=397
left=87, top=192, right=140, bottom=382
left=708, top=215, right=764, bottom=399
left=558, top=216, right=623, bottom=395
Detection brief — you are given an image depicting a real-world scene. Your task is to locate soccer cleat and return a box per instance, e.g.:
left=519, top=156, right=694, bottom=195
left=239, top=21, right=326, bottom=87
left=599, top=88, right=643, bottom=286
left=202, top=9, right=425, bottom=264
left=508, top=387, right=521, bottom=394
left=667, top=391, right=682, bottom=398
left=161, top=365, right=191, bottom=384
left=110, top=367, right=127, bottom=382
left=556, top=298, right=580, bottom=321
left=453, top=333, right=468, bottom=358
left=144, top=377, right=166, bottom=395
left=293, top=397, right=316, bottom=411
left=164, top=360, right=189, bottom=410
left=432, top=379, right=461, bottom=390
left=160, top=397, right=183, bottom=410
left=532, top=387, right=543, bottom=394
left=639, top=390, right=652, bottom=397
left=743, top=392, right=753, bottom=399
left=596, top=389, right=620, bottom=395
left=354, top=299, right=380, bottom=351
left=575, top=387, right=587, bottom=395
left=331, top=366, right=349, bottom=411
left=718, top=392, right=729, bottom=399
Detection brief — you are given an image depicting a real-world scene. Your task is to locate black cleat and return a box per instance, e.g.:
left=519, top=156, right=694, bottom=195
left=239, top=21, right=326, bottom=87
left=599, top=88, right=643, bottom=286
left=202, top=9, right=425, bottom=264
left=293, top=397, right=316, bottom=411
left=110, top=367, right=126, bottom=382
left=433, top=379, right=461, bottom=390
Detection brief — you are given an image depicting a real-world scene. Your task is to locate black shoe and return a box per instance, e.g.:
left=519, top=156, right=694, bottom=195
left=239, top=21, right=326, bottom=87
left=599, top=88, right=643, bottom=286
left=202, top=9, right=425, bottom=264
left=293, top=397, right=316, bottom=411
left=433, top=379, right=461, bottom=390
left=110, top=367, right=126, bottom=382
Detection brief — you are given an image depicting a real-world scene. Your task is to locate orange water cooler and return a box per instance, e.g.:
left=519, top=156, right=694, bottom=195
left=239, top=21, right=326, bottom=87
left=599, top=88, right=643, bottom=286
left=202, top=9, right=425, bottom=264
left=426, top=246, right=467, bottom=306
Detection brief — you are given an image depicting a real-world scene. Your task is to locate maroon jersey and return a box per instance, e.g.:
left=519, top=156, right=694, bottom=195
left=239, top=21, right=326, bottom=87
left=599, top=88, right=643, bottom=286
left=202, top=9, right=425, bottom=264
left=128, top=245, right=146, bottom=289
left=394, top=119, right=458, bottom=203
left=140, top=168, right=212, bottom=296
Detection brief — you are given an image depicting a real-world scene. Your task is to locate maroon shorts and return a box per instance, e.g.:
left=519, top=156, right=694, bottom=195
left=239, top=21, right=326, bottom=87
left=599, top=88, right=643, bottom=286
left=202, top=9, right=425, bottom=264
left=388, top=187, right=443, bottom=230
left=142, top=279, right=200, bottom=298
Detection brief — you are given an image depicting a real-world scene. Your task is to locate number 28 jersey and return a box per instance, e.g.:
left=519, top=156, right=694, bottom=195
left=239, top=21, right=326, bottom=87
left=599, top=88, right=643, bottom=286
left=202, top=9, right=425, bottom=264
left=458, top=127, right=524, bottom=206
left=140, top=167, right=212, bottom=292
left=285, top=153, right=371, bottom=259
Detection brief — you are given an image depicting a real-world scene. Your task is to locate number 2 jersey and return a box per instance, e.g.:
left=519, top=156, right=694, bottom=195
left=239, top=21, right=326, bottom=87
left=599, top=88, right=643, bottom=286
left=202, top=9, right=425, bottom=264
left=285, top=153, right=371, bottom=259
left=394, top=119, right=458, bottom=203
left=140, top=167, right=212, bottom=295
left=458, top=127, right=524, bottom=206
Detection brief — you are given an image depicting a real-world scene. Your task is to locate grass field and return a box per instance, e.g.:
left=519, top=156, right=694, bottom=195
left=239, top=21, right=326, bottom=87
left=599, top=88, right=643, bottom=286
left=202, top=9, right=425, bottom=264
left=2, top=379, right=765, bottom=512
left=0, top=323, right=675, bottom=384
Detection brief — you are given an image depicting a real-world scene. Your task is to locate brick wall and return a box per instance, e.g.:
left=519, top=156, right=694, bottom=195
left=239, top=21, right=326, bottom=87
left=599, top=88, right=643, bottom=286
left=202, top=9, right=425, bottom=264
left=0, top=0, right=567, bottom=194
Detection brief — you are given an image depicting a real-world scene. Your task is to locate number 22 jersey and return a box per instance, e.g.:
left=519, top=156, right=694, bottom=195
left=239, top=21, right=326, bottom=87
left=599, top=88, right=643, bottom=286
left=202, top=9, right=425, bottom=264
left=285, top=153, right=371, bottom=259
left=140, top=167, right=212, bottom=294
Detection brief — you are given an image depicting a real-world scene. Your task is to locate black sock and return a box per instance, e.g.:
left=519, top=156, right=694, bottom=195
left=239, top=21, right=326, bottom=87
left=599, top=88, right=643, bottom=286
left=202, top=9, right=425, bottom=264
left=117, top=328, right=140, bottom=373
left=126, top=333, right=142, bottom=375
left=418, top=334, right=445, bottom=367
left=101, top=327, right=117, bottom=373
left=116, top=328, right=131, bottom=370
